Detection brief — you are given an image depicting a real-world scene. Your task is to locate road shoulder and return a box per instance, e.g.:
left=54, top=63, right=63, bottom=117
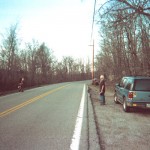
left=88, top=84, right=150, bottom=150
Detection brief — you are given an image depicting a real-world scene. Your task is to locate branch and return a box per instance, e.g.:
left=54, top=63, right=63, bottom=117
left=118, top=0, right=150, bottom=17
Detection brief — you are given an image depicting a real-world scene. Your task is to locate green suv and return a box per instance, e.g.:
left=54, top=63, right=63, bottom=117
left=114, top=76, right=150, bottom=112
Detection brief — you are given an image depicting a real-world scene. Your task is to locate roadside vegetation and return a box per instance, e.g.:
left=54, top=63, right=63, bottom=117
left=0, top=0, right=149, bottom=93
left=95, top=0, right=150, bottom=80
left=0, top=24, right=91, bottom=93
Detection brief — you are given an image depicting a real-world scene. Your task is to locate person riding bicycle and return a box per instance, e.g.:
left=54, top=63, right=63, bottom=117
left=18, top=77, right=24, bottom=92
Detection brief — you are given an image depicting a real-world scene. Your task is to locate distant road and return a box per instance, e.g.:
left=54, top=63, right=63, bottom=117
left=0, top=81, right=91, bottom=150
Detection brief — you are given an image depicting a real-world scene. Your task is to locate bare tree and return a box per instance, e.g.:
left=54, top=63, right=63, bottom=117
left=25, top=40, right=39, bottom=86
left=0, top=24, right=20, bottom=90
left=95, top=0, right=150, bottom=79
left=36, top=43, right=53, bottom=84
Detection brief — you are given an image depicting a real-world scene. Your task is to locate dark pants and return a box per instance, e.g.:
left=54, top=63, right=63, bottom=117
left=99, top=94, right=105, bottom=104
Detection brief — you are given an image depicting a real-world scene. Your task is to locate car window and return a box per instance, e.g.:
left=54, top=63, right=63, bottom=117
left=134, top=79, right=150, bottom=91
left=125, top=79, right=133, bottom=90
left=125, top=82, right=131, bottom=90
left=120, top=79, right=124, bottom=87
left=120, top=78, right=127, bottom=88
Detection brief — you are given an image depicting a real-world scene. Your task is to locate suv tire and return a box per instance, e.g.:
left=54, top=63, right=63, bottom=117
left=114, top=93, right=119, bottom=104
left=123, top=97, right=130, bottom=112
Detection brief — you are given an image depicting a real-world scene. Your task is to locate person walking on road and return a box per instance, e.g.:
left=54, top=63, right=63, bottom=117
left=99, top=75, right=105, bottom=105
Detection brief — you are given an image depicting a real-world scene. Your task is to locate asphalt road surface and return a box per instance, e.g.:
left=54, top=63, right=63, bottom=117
left=0, top=81, right=94, bottom=150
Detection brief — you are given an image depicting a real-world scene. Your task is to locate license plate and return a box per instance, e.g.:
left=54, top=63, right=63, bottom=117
left=146, top=104, right=150, bottom=108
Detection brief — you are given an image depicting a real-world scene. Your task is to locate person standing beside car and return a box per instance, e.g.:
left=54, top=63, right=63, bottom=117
left=99, top=75, right=105, bottom=105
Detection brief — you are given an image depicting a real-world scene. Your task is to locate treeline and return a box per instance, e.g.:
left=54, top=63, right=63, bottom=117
left=1, top=0, right=149, bottom=92
left=0, top=24, right=91, bottom=92
left=95, top=0, right=150, bottom=80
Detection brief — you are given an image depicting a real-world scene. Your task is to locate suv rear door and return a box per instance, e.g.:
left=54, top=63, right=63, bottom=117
left=133, top=79, right=150, bottom=102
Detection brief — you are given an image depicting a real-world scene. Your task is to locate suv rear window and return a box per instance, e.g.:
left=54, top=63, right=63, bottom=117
left=134, top=79, right=150, bottom=91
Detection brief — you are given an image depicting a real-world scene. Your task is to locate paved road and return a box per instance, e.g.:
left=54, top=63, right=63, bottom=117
left=0, top=81, right=96, bottom=150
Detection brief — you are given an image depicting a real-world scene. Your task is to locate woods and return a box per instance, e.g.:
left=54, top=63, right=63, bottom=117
left=0, top=24, right=91, bottom=92
left=0, top=0, right=149, bottom=92
left=95, top=0, right=150, bottom=80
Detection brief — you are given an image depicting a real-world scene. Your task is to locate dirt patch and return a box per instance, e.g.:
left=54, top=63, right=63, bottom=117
left=88, top=84, right=150, bottom=150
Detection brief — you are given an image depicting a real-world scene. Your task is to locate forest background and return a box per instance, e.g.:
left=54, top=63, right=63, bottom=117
left=0, top=0, right=149, bottom=93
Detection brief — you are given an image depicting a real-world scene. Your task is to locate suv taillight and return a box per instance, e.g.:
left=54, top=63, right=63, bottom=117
left=128, top=91, right=136, bottom=99
left=128, top=92, right=133, bottom=99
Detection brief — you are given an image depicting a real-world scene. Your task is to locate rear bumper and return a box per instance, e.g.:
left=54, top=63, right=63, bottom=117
left=127, top=101, right=150, bottom=108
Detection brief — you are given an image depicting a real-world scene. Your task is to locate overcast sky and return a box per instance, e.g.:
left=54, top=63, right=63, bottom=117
left=0, top=0, right=104, bottom=61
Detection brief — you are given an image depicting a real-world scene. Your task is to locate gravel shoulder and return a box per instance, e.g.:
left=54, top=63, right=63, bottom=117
left=88, top=83, right=150, bottom=150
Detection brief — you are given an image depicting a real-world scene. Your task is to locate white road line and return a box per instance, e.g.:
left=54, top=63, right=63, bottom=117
left=70, top=84, right=86, bottom=150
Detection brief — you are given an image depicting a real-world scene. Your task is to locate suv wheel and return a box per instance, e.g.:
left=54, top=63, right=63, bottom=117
left=123, top=97, right=130, bottom=112
left=114, top=93, right=119, bottom=104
